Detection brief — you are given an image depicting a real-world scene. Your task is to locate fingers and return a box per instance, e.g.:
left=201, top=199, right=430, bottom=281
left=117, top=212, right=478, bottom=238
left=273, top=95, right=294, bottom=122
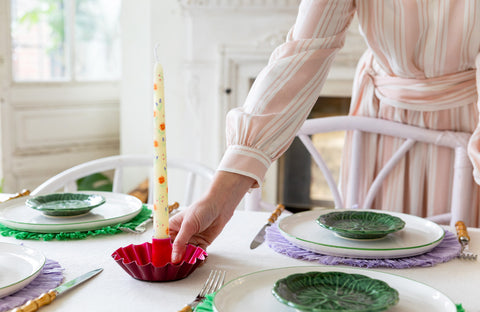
left=169, top=199, right=224, bottom=264
left=171, top=215, right=201, bottom=264
left=168, top=211, right=184, bottom=241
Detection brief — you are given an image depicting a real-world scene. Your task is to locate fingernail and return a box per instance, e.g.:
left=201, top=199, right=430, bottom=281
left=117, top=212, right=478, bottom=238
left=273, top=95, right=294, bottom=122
left=171, top=251, right=179, bottom=264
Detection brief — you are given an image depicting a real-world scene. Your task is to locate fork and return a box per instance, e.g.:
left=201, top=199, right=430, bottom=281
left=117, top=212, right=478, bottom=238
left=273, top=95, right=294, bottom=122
left=455, top=221, right=478, bottom=260
left=119, top=202, right=179, bottom=234
left=178, top=270, right=226, bottom=312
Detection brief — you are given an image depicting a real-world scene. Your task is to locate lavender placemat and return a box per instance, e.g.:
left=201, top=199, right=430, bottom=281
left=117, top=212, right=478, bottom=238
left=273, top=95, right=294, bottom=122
left=0, top=259, right=64, bottom=312
left=266, top=224, right=461, bottom=268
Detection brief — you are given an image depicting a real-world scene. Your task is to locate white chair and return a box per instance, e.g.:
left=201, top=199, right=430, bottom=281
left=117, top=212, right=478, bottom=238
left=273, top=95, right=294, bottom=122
left=31, top=154, right=215, bottom=206
left=247, top=116, right=473, bottom=227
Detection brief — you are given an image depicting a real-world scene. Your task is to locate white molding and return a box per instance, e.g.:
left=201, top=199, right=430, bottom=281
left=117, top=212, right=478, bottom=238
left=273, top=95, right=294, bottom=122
left=179, top=0, right=300, bottom=10
left=9, top=82, right=119, bottom=107
left=13, top=104, right=119, bottom=150
left=256, top=30, right=289, bottom=49
left=220, top=45, right=272, bottom=112
left=9, top=146, right=119, bottom=192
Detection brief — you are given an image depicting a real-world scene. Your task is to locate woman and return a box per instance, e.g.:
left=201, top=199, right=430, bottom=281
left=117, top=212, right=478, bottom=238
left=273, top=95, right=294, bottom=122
left=169, top=0, right=480, bottom=263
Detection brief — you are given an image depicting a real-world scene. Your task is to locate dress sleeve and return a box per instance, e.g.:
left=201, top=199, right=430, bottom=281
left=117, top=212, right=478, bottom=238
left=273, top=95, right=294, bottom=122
left=467, top=54, right=480, bottom=184
left=217, top=0, right=356, bottom=187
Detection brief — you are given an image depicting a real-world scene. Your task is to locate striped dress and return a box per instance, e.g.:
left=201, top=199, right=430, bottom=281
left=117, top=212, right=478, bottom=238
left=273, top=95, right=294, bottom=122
left=217, top=0, right=480, bottom=226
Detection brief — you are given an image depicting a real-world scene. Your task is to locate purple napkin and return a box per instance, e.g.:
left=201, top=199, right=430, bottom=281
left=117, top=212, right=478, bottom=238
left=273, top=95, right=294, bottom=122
left=0, top=259, right=64, bottom=312
left=266, top=224, right=461, bottom=268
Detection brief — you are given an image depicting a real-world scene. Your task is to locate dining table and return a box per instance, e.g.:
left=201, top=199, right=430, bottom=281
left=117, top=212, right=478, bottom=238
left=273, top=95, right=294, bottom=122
left=1, top=207, right=479, bottom=312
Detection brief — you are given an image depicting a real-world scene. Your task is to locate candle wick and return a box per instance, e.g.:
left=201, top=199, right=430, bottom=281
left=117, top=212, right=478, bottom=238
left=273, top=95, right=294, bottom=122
left=154, top=43, right=161, bottom=62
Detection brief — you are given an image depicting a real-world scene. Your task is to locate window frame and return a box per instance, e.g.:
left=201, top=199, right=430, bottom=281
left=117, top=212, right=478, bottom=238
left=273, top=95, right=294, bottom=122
left=9, top=0, right=121, bottom=83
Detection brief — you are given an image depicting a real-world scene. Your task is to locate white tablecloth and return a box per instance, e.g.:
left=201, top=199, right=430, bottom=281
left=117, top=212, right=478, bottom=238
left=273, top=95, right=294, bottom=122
left=1, top=210, right=479, bottom=311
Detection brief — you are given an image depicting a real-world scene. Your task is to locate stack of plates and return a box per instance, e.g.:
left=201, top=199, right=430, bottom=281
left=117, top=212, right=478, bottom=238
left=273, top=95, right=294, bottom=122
left=277, top=209, right=445, bottom=259
left=0, top=191, right=142, bottom=233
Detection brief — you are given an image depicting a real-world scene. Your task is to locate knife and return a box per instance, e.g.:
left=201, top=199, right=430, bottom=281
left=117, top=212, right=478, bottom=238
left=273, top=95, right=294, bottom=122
left=250, top=204, right=285, bottom=249
left=12, top=268, right=103, bottom=312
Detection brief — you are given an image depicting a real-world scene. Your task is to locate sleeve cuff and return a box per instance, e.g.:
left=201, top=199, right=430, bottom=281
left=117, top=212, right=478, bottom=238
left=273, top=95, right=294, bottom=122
left=217, top=145, right=272, bottom=188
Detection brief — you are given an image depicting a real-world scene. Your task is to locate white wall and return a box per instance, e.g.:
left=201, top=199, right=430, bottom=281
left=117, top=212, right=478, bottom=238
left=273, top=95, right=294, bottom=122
left=120, top=1, right=206, bottom=201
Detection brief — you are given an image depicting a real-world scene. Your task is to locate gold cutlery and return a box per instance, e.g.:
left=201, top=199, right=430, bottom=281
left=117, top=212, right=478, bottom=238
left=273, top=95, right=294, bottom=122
left=455, top=221, right=477, bottom=260
left=1, top=189, right=30, bottom=202
left=250, top=204, right=285, bottom=249
left=178, top=270, right=226, bottom=312
left=12, top=268, right=103, bottom=312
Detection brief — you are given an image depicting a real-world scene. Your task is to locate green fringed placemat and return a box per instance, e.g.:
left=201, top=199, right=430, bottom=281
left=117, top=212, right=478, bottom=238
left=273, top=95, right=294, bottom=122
left=194, top=294, right=466, bottom=312
left=0, top=205, right=152, bottom=241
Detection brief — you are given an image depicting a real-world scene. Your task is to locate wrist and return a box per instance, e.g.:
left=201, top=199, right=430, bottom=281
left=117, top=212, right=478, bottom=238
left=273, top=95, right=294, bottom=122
left=204, top=171, right=255, bottom=210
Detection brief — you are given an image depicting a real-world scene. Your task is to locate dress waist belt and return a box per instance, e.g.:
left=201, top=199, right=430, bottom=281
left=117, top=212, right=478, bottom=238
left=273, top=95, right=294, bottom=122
left=364, top=52, right=477, bottom=112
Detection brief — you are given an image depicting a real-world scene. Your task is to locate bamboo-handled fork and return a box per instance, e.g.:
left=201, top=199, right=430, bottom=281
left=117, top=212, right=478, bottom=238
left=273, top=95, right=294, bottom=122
left=455, top=221, right=478, bottom=260
left=178, top=270, right=226, bottom=312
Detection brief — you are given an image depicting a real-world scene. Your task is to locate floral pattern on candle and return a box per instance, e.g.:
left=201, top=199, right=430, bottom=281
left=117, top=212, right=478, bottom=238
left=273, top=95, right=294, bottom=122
left=153, top=63, right=169, bottom=239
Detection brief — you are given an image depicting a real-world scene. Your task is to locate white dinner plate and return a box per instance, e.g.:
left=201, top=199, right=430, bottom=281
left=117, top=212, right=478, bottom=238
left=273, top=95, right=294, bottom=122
left=0, top=191, right=142, bottom=233
left=213, top=266, right=456, bottom=312
left=0, top=242, right=46, bottom=298
left=278, top=209, right=445, bottom=258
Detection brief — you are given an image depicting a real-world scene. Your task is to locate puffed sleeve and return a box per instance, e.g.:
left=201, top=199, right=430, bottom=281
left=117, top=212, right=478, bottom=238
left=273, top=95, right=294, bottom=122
left=468, top=54, right=480, bottom=184
left=217, top=0, right=356, bottom=187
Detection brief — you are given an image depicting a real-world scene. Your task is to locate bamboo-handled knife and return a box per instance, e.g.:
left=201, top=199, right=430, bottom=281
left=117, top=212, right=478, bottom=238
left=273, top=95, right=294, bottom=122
left=12, top=268, right=103, bottom=312
left=250, top=204, right=285, bottom=249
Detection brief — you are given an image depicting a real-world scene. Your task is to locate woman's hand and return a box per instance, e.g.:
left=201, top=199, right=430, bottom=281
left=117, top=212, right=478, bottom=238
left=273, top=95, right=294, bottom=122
left=169, top=171, right=255, bottom=263
left=169, top=198, right=232, bottom=263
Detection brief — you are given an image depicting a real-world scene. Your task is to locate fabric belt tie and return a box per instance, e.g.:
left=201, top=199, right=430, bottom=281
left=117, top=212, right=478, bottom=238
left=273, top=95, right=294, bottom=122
left=363, top=52, right=477, bottom=112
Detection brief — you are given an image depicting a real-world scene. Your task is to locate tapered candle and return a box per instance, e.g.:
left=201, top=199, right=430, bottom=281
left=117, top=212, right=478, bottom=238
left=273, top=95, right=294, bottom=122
left=153, top=62, right=169, bottom=239
left=151, top=61, right=172, bottom=267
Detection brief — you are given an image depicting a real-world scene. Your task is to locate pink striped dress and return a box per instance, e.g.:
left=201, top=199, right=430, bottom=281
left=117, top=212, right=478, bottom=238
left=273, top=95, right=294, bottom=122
left=217, top=0, right=480, bottom=226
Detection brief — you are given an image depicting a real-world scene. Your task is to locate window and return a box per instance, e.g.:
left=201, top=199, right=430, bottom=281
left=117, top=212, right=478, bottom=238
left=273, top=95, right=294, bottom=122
left=10, top=0, right=121, bottom=81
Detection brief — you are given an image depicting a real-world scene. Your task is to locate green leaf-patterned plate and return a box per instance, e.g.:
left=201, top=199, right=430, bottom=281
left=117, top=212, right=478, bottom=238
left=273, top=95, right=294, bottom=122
left=316, top=211, right=405, bottom=239
left=272, top=271, right=399, bottom=312
left=26, top=193, right=106, bottom=217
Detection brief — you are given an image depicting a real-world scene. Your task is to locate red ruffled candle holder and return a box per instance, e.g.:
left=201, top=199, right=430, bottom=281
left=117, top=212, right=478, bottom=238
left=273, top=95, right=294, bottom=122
left=111, top=239, right=207, bottom=282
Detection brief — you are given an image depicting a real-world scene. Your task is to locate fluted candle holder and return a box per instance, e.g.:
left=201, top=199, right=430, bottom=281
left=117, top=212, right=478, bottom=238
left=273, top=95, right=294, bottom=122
left=112, top=240, right=207, bottom=282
